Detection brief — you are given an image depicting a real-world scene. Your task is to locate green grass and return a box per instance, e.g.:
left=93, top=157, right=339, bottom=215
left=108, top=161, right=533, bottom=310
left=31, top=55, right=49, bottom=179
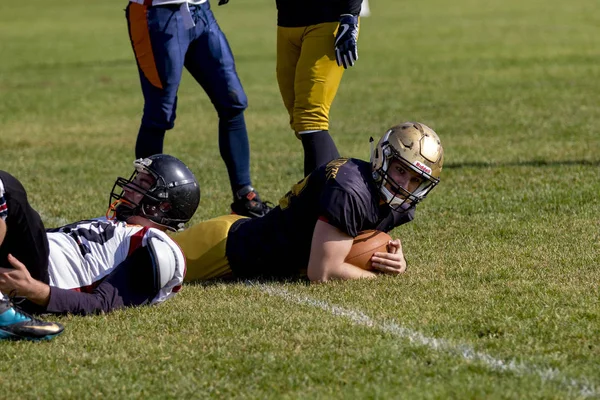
left=1, top=0, right=599, bottom=398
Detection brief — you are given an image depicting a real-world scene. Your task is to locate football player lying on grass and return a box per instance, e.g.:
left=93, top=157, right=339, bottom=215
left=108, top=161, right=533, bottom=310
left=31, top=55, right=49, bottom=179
left=172, top=122, right=444, bottom=283
left=0, top=154, right=199, bottom=341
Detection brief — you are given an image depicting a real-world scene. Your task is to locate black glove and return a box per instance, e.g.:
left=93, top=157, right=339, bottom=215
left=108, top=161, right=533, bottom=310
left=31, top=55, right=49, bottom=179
left=334, top=14, right=359, bottom=69
left=218, top=0, right=229, bottom=5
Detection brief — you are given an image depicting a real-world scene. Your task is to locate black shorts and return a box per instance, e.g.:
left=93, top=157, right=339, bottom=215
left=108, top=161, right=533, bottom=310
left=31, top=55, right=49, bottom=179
left=0, top=171, right=50, bottom=284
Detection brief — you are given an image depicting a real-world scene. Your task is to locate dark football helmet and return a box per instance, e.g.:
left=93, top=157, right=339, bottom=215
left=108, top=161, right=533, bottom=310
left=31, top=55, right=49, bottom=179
left=371, top=122, right=444, bottom=211
left=107, top=154, right=200, bottom=231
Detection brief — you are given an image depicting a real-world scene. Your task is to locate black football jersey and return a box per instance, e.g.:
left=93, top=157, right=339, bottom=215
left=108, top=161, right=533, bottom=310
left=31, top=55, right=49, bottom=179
left=276, top=0, right=362, bottom=27
left=226, top=158, right=415, bottom=279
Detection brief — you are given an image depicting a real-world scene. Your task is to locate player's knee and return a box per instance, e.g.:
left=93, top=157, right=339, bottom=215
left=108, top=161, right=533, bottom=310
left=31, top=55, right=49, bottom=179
left=216, top=104, right=247, bottom=121
left=294, top=119, right=330, bottom=134
left=293, top=107, right=329, bottom=132
left=213, top=83, right=248, bottom=117
left=141, top=117, right=175, bottom=131
left=141, top=102, right=177, bottom=130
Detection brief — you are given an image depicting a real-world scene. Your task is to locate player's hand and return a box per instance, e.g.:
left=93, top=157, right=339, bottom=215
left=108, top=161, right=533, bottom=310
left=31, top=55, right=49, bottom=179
left=0, top=254, right=36, bottom=297
left=218, top=0, right=229, bottom=5
left=370, top=239, right=407, bottom=275
left=0, top=254, right=50, bottom=305
left=335, top=14, right=359, bottom=69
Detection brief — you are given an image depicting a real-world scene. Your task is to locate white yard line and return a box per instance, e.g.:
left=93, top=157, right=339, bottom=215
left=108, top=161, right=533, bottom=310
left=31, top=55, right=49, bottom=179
left=256, top=284, right=598, bottom=398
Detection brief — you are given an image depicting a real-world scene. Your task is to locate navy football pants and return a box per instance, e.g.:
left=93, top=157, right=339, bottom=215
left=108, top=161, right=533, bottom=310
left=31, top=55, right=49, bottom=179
left=127, top=2, right=251, bottom=191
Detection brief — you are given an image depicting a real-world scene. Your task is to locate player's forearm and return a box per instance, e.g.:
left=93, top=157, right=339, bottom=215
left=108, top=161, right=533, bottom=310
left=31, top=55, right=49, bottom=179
left=19, top=279, right=51, bottom=307
left=46, top=284, right=124, bottom=315
left=308, top=262, right=376, bottom=282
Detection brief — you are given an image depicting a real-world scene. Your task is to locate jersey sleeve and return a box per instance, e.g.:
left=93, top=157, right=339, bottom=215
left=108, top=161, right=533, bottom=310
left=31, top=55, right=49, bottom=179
left=318, top=186, right=363, bottom=237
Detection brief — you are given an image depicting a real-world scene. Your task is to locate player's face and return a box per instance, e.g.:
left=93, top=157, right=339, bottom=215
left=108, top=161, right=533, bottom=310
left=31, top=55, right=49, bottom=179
left=385, top=159, right=424, bottom=199
left=123, top=171, right=155, bottom=205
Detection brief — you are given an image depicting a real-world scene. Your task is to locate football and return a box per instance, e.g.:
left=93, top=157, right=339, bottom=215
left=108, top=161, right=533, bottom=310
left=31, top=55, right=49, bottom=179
left=345, top=230, right=392, bottom=270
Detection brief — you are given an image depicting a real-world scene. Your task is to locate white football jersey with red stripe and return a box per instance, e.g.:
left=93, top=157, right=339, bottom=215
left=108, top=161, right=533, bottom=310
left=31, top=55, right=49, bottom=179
left=46, top=217, right=185, bottom=305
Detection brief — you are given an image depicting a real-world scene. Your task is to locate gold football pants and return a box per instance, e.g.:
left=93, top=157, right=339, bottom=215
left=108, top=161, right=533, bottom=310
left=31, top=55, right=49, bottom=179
left=169, top=215, right=246, bottom=282
left=277, top=22, right=349, bottom=134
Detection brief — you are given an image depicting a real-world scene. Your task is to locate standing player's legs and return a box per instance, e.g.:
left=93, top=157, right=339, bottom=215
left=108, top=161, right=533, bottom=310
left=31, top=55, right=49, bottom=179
left=279, top=23, right=344, bottom=176
left=185, top=3, right=269, bottom=218
left=127, top=3, right=189, bottom=158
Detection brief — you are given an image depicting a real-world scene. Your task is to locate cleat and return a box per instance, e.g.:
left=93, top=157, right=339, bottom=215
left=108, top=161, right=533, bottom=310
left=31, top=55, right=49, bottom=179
left=0, top=298, right=64, bottom=341
left=230, top=185, right=272, bottom=218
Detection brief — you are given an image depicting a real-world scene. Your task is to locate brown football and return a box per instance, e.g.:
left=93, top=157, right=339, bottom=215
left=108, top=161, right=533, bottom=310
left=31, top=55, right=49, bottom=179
left=345, top=230, right=392, bottom=270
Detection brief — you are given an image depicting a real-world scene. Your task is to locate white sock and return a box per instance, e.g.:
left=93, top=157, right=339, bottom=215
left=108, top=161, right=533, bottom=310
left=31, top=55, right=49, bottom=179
left=298, top=130, right=321, bottom=135
left=360, top=0, right=371, bottom=17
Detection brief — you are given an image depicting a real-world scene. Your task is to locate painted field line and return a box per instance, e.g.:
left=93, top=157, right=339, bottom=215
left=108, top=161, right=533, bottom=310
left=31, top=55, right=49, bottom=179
left=256, top=284, right=598, bottom=398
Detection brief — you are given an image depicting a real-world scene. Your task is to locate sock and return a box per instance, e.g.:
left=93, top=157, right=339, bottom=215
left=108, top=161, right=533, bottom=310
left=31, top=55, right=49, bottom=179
left=218, top=110, right=252, bottom=196
left=135, top=126, right=166, bottom=159
left=299, top=130, right=340, bottom=176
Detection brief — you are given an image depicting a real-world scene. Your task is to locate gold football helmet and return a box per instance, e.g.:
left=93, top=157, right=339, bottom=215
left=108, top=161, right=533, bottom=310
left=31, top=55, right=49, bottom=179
left=371, top=122, right=444, bottom=210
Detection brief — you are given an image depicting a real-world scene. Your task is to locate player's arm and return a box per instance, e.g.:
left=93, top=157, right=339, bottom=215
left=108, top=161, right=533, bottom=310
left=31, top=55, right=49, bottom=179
left=306, top=219, right=377, bottom=282
left=0, top=254, right=51, bottom=305
left=45, top=248, right=156, bottom=315
left=0, top=242, right=176, bottom=315
left=0, top=250, right=154, bottom=314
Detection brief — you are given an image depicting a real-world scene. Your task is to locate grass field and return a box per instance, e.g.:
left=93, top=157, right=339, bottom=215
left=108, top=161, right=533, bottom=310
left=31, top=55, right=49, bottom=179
left=1, top=0, right=599, bottom=398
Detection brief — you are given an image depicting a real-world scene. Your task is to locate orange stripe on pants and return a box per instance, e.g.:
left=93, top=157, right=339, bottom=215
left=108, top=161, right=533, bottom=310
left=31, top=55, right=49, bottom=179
left=128, top=3, right=163, bottom=89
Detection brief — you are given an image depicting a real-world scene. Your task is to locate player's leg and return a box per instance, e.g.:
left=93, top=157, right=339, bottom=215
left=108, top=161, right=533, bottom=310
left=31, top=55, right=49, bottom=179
left=169, top=215, right=245, bottom=281
left=0, top=172, right=63, bottom=341
left=276, top=26, right=303, bottom=131
left=0, top=171, right=50, bottom=283
left=185, top=3, right=270, bottom=217
left=291, top=22, right=345, bottom=176
left=126, top=3, right=188, bottom=158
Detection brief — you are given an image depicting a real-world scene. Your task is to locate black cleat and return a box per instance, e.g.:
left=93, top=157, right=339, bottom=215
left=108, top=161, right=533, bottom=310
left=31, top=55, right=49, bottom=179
left=0, top=298, right=64, bottom=341
left=231, top=185, right=272, bottom=218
